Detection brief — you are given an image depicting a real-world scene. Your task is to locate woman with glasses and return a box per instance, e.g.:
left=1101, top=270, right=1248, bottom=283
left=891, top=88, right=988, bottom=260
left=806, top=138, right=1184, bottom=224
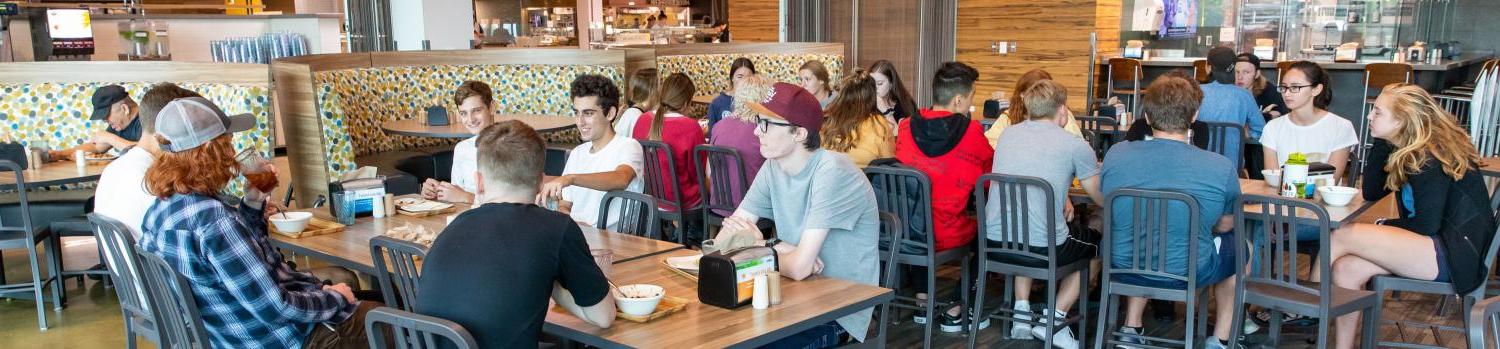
left=1258, top=61, right=1359, bottom=181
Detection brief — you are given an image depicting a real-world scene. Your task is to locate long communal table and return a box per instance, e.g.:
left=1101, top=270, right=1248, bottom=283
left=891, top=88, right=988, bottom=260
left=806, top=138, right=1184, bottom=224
left=1071, top=178, right=1378, bottom=228
left=0, top=160, right=107, bottom=191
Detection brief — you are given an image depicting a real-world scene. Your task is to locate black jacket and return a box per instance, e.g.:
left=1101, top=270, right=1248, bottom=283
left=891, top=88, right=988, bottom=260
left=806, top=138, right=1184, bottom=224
left=1362, top=139, right=1497, bottom=294
left=1124, top=118, right=1211, bottom=150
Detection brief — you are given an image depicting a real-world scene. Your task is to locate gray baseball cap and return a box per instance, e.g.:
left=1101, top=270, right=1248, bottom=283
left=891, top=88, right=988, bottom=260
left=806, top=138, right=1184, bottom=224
left=154, top=97, right=256, bottom=153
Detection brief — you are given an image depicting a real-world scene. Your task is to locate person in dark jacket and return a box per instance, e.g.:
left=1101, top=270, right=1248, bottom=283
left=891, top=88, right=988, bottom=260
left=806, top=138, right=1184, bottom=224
left=1330, top=84, right=1497, bottom=349
left=1235, top=53, right=1289, bottom=179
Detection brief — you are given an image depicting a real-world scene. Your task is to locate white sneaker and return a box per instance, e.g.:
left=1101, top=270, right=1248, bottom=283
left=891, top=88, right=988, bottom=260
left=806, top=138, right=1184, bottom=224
left=1242, top=320, right=1260, bottom=335
left=1010, top=302, right=1034, bottom=339
left=1031, top=326, right=1080, bottom=349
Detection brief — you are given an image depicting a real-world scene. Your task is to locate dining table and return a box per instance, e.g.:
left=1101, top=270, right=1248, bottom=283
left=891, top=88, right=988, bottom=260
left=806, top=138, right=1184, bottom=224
left=381, top=113, right=577, bottom=139
left=1070, top=178, right=1377, bottom=228
left=1481, top=156, right=1500, bottom=176
left=0, top=159, right=109, bottom=191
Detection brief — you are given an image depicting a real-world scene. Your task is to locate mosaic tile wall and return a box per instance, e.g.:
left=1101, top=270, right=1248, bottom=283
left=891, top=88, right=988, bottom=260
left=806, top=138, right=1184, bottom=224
left=311, top=64, right=623, bottom=178
left=656, top=53, right=844, bottom=95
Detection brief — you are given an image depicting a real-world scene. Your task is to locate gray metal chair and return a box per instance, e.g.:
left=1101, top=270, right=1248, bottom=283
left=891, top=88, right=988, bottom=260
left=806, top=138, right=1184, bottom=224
left=371, top=235, right=429, bottom=312
left=872, top=212, right=901, bottom=347
left=970, top=173, right=1091, bottom=349
left=865, top=164, right=973, bottom=349
left=597, top=190, right=661, bottom=239
left=1108, top=58, right=1145, bottom=117
left=1370, top=223, right=1500, bottom=348
left=365, top=306, right=478, bottom=349
left=1201, top=121, right=1247, bottom=172
left=1467, top=294, right=1500, bottom=349
left=1094, top=188, right=1211, bottom=349
left=1230, top=194, right=1379, bottom=348
left=544, top=144, right=572, bottom=177
left=89, top=213, right=159, bottom=349
left=137, top=248, right=213, bottom=349
left=693, top=145, right=749, bottom=232
left=1076, top=116, right=1121, bottom=160
left=0, top=160, right=64, bottom=331
left=639, top=140, right=698, bottom=245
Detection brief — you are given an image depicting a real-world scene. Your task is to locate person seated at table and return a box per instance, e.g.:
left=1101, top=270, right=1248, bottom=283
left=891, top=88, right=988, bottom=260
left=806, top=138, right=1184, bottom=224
left=1328, top=84, right=1496, bottom=349
left=821, top=69, right=894, bottom=168
left=50, top=85, right=142, bottom=161
left=615, top=68, right=659, bottom=138
left=707, top=75, right=774, bottom=220
left=799, top=60, right=837, bottom=109
left=892, top=61, right=993, bottom=332
left=417, top=121, right=616, bottom=348
left=984, top=69, right=1083, bottom=147
left=421, top=80, right=496, bottom=204
left=96, top=83, right=199, bottom=238
left=1196, top=47, right=1266, bottom=173
left=717, top=82, right=880, bottom=348
left=707, top=58, right=757, bottom=130
left=870, top=59, right=919, bottom=126
left=1101, top=75, right=1243, bottom=349
left=988, top=79, right=1103, bottom=348
left=1260, top=61, right=1358, bottom=182
left=537, top=75, right=645, bottom=231
left=1123, top=71, right=1212, bottom=150
left=1235, top=53, right=1289, bottom=179
left=138, top=97, right=377, bottom=349
left=632, top=73, right=707, bottom=245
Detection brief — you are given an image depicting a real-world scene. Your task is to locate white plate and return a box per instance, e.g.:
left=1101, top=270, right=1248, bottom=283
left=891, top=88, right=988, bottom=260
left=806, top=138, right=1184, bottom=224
left=664, top=255, right=701, bottom=273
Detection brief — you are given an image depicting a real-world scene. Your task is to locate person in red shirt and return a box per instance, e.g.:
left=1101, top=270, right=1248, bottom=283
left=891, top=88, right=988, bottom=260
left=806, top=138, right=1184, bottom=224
left=632, top=73, right=707, bottom=245
left=893, top=61, right=994, bottom=332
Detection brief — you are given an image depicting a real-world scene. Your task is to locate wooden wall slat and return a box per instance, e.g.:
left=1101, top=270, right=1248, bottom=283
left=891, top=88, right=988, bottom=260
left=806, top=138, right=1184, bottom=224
left=269, top=61, right=329, bottom=206
left=728, top=0, right=780, bottom=42
left=956, top=0, right=1107, bottom=112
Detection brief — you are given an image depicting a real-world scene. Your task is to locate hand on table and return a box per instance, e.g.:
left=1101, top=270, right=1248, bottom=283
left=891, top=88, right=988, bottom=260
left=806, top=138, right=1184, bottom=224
left=421, top=179, right=442, bottom=200
left=721, top=215, right=759, bottom=239
left=323, top=283, right=357, bottom=304
left=433, top=182, right=473, bottom=204
left=813, top=258, right=825, bottom=275
left=1263, top=104, right=1283, bottom=118
left=535, top=175, right=573, bottom=206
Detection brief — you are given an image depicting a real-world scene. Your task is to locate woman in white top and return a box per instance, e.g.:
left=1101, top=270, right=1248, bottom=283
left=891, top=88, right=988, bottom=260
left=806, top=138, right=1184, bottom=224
left=615, top=68, right=658, bottom=138
left=1259, top=61, right=1359, bottom=180
left=420, top=80, right=495, bottom=204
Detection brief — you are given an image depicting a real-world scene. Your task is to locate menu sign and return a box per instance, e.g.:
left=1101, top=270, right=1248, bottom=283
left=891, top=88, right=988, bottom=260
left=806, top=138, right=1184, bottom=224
left=1, top=3, right=19, bottom=16
left=46, top=9, right=95, bottom=56
left=1159, top=0, right=1197, bottom=39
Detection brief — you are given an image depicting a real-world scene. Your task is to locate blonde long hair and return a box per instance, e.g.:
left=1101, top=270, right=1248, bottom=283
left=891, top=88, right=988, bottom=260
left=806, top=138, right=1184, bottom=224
left=1380, top=84, right=1480, bottom=191
left=647, top=73, right=696, bottom=141
left=822, top=70, right=887, bottom=152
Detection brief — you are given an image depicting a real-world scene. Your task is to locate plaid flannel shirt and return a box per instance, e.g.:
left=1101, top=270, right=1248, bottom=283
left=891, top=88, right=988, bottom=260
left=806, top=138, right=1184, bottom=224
left=139, top=193, right=355, bottom=348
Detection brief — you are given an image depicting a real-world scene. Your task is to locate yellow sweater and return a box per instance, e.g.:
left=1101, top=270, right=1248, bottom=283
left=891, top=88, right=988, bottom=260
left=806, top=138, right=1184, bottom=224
left=984, top=112, right=1083, bottom=147
left=829, top=116, right=895, bottom=167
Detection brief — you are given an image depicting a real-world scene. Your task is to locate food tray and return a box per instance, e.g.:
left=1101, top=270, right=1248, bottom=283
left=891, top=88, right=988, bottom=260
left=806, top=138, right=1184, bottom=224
left=617, top=296, right=690, bottom=323
left=396, top=206, right=457, bottom=217
left=661, top=258, right=700, bottom=282
left=270, top=217, right=344, bottom=239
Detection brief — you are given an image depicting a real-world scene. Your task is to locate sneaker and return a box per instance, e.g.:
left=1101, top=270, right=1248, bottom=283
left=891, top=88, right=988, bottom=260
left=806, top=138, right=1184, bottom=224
left=1116, top=326, right=1146, bottom=349
left=1242, top=320, right=1260, bottom=335
left=1011, top=302, right=1034, bottom=340
left=1253, top=310, right=1318, bottom=327
left=938, top=310, right=991, bottom=333
left=1031, top=326, right=1080, bottom=349
left=1204, top=338, right=1244, bottom=349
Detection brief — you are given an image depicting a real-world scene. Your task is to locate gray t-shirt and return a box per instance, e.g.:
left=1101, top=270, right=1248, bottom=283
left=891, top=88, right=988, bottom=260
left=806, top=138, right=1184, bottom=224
left=989, top=120, right=1100, bottom=246
left=737, top=149, right=880, bottom=342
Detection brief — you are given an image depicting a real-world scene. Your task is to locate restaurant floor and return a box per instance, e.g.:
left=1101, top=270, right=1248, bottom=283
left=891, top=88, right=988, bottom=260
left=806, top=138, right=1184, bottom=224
left=0, top=241, right=1471, bottom=348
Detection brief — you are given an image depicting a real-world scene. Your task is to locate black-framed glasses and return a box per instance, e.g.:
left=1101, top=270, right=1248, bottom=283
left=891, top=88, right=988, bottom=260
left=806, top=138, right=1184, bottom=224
left=1277, top=84, right=1314, bottom=93
left=755, top=117, right=795, bottom=133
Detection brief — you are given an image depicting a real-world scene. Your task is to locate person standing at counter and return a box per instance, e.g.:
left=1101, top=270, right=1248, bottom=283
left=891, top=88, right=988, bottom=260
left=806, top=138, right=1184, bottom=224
left=707, top=58, right=757, bottom=130
left=1236, top=53, right=1289, bottom=179
left=871, top=60, right=919, bottom=126
left=616, top=68, right=658, bottom=138
left=1259, top=61, right=1359, bottom=181
left=1197, top=47, right=1265, bottom=173
left=51, top=85, right=141, bottom=161
left=799, top=61, right=836, bottom=109
left=421, top=80, right=495, bottom=204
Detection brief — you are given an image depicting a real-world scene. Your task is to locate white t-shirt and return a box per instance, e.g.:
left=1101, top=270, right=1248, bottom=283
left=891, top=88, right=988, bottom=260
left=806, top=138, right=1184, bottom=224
left=1258, top=112, right=1360, bottom=166
left=614, top=107, right=645, bottom=140
left=94, top=147, right=156, bottom=238
left=562, top=135, right=645, bottom=231
left=450, top=137, right=478, bottom=193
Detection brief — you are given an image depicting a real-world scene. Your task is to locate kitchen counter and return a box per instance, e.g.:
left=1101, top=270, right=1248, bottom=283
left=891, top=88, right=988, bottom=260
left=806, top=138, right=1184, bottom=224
left=1104, top=53, right=1494, bottom=71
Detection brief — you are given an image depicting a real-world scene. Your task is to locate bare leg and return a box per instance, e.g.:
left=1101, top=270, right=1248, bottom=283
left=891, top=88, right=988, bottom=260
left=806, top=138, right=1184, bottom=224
left=1326, top=223, right=1441, bottom=349
left=1332, top=255, right=1390, bottom=349
left=1124, top=296, right=1149, bottom=328
left=1055, top=271, right=1083, bottom=313
left=1015, top=276, right=1034, bottom=304
left=1213, top=276, right=1239, bottom=341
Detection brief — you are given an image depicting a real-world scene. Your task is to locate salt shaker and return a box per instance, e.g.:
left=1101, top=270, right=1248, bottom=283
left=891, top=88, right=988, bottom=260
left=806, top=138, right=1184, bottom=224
left=384, top=193, right=396, bottom=215
left=371, top=195, right=386, bottom=218
left=752, top=272, right=770, bottom=309
left=73, top=150, right=86, bottom=170
left=768, top=271, right=782, bottom=305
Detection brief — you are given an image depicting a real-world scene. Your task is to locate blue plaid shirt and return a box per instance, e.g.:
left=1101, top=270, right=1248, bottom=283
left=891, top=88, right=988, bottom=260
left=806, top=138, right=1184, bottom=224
left=139, top=193, right=355, bottom=348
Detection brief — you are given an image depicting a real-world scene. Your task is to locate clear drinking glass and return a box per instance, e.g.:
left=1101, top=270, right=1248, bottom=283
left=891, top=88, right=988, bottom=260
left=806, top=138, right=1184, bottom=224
left=333, top=192, right=357, bottom=225
left=235, top=149, right=278, bottom=193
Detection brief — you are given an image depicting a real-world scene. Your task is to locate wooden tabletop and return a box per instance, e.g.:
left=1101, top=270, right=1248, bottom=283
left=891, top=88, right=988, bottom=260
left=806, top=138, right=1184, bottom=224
left=381, top=114, right=577, bottom=138
left=691, top=94, right=720, bottom=105
left=0, top=160, right=108, bottom=190
left=269, top=202, right=685, bottom=275
left=1482, top=157, right=1500, bottom=176
left=543, top=249, right=894, bottom=349
left=1236, top=178, right=1375, bottom=227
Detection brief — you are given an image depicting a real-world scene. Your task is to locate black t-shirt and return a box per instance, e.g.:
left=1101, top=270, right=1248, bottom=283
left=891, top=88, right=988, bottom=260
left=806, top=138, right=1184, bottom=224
left=107, top=117, right=143, bottom=143
left=414, top=202, right=609, bottom=349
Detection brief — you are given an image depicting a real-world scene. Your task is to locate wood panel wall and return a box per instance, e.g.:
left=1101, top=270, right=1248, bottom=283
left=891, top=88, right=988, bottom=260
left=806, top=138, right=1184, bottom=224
left=956, top=0, right=1117, bottom=112
left=727, top=0, right=779, bottom=42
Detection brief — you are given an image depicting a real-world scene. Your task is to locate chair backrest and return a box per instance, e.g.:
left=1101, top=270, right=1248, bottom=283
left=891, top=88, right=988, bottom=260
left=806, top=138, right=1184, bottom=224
left=976, top=173, right=1060, bottom=263
left=1101, top=188, right=1203, bottom=289
left=1275, top=61, right=1296, bottom=85
left=980, top=118, right=996, bottom=131
left=1201, top=121, right=1247, bottom=169
left=544, top=145, right=571, bottom=177
left=1193, top=59, right=1210, bottom=84
left=365, top=306, right=479, bottom=349
left=1075, top=116, right=1120, bottom=159
left=1470, top=294, right=1500, bottom=349
left=1108, top=58, right=1143, bottom=90
left=693, top=145, right=749, bottom=216
left=370, top=236, right=429, bottom=312
left=1365, top=62, right=1414, bottom=91
left=0, top=160, right=34, bottom=236
left=639, top=140, right=685, bottom=212
left=88, top=213, right=154, bottom=326
left=1235, top=195, right=1333, bottom=303
left=864, top=164, right=937, bottom=255
left=598, top=190, right=661, bottom=239
left=137, top=248, right=213, bottom=349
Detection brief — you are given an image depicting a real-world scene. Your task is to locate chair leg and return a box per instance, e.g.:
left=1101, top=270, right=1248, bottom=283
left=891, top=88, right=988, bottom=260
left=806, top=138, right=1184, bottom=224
left=123, top=312, right=138, bottom=349
left=923, top=265, right=936, bottom=349
left=1002, top=275, right=1016, bottom=338
left=27, top=245, right=48, bottom=331
left=960, top=256, right=973, bottom=333
left=968, top=267, right=988, bottom=349
left=1361, top=305, right=1379, bottom=349
left=1097, top=288, right=1119, bottom=349
left=1044, top=277, right=1057, bottom=349
left=1184, top=293, right=1198, bottom=349
left=1269, top=309, right=1285, bottom=345
left=1317, top=313, right=1331, bottom=349
left=1077, top=265, right=1091, bottom=349
left=45, top=236, right=65, bottom=310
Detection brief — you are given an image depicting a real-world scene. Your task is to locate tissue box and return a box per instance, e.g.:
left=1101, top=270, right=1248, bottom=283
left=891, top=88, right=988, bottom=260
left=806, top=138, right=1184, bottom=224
left=698, top=246, right=777, bottom=309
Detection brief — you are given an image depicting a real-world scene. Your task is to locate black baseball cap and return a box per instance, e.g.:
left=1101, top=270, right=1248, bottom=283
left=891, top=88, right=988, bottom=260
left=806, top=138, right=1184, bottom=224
left=90, top=85, right=129, bottom=120
left=1207, top=47, right=1238, bottom=73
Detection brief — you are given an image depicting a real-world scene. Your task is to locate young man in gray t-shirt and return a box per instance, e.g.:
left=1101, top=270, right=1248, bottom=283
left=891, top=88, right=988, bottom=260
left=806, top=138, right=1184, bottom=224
left=988, top=79, right=1104, bottom=348
left=719, top=82, right=881, bottom=346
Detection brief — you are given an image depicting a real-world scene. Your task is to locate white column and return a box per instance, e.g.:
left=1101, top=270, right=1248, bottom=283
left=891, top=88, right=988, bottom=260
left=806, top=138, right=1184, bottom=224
left=390, top=0, right=475, bottom=51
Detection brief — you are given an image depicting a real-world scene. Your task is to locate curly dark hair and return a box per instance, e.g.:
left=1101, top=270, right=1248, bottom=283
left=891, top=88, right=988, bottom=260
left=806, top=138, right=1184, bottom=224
left=569, top=74, right=622, bottom=115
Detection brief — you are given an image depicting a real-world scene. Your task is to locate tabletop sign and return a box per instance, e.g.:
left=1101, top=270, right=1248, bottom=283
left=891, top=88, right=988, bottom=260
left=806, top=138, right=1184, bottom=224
left=0, top=3, right=19, bottom=16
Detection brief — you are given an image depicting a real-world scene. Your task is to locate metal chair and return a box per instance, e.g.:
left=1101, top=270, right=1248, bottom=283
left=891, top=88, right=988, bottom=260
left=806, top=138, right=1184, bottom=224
left=1467, top=294, right=1500, bottom=349
left=371, top=235, right=429, bottom=312
left=0, top=160, right=64, bottom=331
left=1356, top=63, right=1414, bottom=179
left=544, top=145, right=572, bottom=177
left=970, top=174, right=1091, bottom=349
left=89, top=213, right=160, bottom=349
left=597, top=190, right=661, bottom=239
left=1108, top=58, right=1145, bottom=117
left=137, top=248, right=213, bottom=349
left=639, top=140, right=697, bottom=244
left=1202, top=121, right=1248, bottom=172
left=1093, top=188, right=1211, bottom=349
left=365, top=306, right=479, bottom=349
left=692, top=145, right=749, bottom=233
left=865, top=164, right=973, bottom=349
left=1076, top=116, right=1121, bottom=160
left=1370, top=223, right=1500, bottom=348
left=1193, top=59, right=1211, bottom=84
left=1230, top=194, right=1379, bottom=348
left=873, top=212, right=901, bottom=348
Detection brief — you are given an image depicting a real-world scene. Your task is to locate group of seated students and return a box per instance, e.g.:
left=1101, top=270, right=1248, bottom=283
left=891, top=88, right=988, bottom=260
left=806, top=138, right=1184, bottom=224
left=68, top=45, right=1493, bottom=349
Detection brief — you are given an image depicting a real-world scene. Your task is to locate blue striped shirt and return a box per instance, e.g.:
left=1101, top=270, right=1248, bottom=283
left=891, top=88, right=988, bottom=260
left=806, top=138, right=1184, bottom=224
left=139, top=193, right=355, bottom=348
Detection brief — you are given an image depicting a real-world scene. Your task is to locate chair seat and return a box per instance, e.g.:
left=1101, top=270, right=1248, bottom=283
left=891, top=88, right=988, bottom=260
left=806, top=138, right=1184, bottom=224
left=1243, top=281, right=1379, bottom=317
left=1371, top=274, right=1463, bottom=295
left=980, top=253, right=1091, bottom=280
left=0, top=229, right=53, bottom=250
left=888, top=240, right=972, bottom=267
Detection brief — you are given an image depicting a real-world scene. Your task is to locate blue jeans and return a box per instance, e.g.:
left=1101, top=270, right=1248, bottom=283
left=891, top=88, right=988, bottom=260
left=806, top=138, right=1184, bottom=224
left=758, top=322, right=847, bottom=349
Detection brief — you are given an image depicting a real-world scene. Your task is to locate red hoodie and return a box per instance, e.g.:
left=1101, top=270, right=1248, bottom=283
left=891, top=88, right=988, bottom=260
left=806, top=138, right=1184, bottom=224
left=894, top=108, right=994, bottom=251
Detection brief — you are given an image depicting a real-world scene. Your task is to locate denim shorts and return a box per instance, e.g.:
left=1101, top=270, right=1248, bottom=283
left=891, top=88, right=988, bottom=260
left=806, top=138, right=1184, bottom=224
left=1114, top=232, right=1240, bottom=289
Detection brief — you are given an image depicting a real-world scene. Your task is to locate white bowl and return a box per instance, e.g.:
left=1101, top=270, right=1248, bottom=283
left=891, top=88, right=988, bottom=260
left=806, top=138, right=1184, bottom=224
left=615, top=284, right=665, bottom=316
left=269, top=211, right=314, bottom=233
left=1262, top=169, right=1282, bottom=188
left=1318, top=186, right=1358, bottom=207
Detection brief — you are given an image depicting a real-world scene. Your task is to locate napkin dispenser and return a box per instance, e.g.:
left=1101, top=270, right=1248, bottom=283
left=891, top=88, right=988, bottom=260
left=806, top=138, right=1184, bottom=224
left=1334, top=43, right=1361, bottom=63
left=425, top=106, right=449, bottom=126
left=328, top=178, right=386, bottom=218
left=699, top=246, right=778, bottom=309
left=1307, top=162, right=1338, bottom=186
left=1122, top=40, right=1145, bottom=59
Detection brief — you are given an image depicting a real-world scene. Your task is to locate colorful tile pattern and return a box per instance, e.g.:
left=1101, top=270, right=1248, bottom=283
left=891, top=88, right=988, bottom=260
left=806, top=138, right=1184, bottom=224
left=656, top=53, right=845, bottom=95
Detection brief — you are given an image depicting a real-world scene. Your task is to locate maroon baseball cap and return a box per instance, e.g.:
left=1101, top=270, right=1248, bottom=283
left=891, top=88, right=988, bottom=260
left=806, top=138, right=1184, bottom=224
left=745, top=82, right=824, bottom=134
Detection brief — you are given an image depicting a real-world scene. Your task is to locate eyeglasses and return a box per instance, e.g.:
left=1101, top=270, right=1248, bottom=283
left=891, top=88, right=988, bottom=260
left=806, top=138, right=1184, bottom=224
left=755, top=117, right=795, bottom=133
left=1277, top=84, right=1314, bottom=94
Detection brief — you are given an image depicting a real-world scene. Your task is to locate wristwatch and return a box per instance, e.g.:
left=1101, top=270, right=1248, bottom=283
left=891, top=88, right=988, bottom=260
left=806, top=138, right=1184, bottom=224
left=765, top=238, right=782, bottom=248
